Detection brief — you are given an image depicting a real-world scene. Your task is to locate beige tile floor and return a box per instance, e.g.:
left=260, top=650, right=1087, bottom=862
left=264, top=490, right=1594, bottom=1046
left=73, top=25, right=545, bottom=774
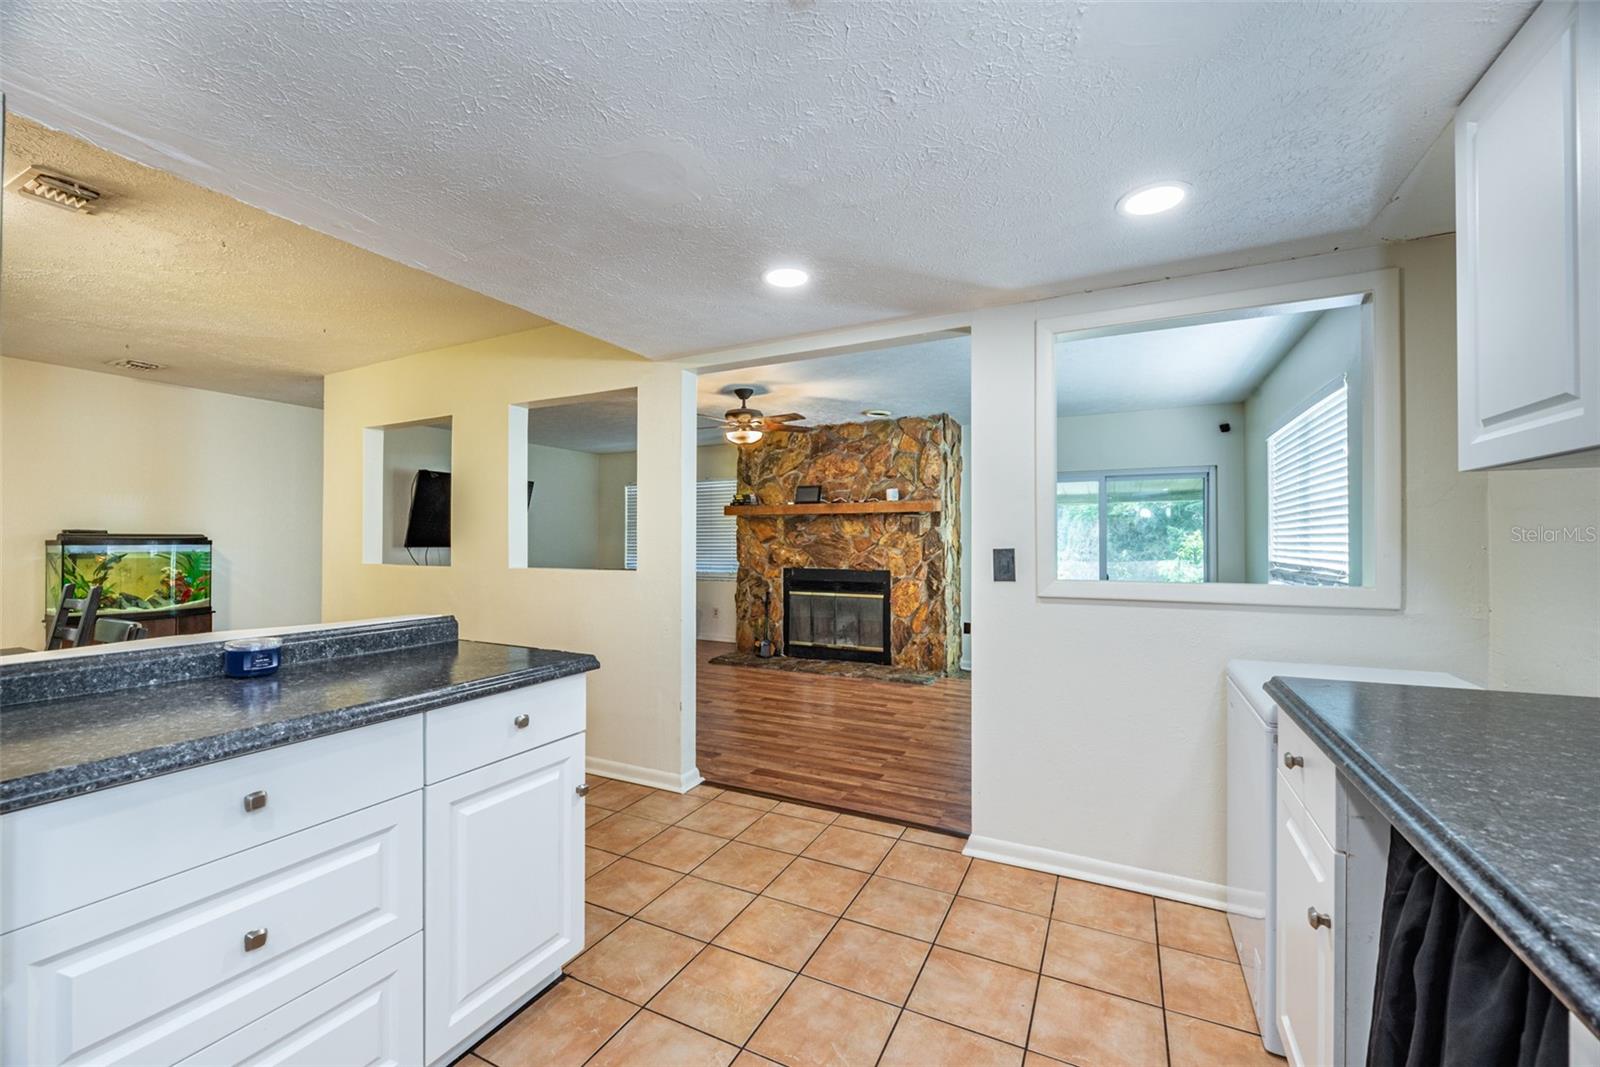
left=464, top=779, right=1285, bottom=1067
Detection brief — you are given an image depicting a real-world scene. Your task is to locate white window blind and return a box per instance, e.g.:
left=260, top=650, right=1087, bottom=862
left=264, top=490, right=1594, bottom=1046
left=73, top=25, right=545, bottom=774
left=622, top=480, right=738, bottom=576
left=696, top=479, right=738, bottom=578
left=1268, top=381, right=1350, bottom=586
left=623, top=484, right=638, bottom=570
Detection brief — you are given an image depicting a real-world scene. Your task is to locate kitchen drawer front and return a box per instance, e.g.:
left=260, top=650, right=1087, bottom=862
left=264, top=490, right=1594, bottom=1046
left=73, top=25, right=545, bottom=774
left=177, top=934, right=422, bottom=1067
left=425, top=675, right=584, bottom=784
left=0, top=792, right=422, bottom=1067
left=1276, top=786, right=1337, bottom=1067
left=1277, top=711, right=1337, bottom=843
left=1, top=715, right=423, bottom=934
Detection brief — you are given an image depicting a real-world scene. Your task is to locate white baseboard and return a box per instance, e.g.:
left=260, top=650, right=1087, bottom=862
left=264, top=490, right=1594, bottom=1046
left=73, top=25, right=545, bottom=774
left=959, top=656, right=972, bottom=671
left=587, top=757, right=703, bottom=795
left=698, top=628, right=736, bottom=644
left=963, top=834, right=1229, bottom=910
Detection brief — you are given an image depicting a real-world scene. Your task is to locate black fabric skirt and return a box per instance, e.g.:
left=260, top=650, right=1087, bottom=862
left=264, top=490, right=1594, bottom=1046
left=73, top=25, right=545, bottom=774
left=1367, top=828, right=1568, bottom=1067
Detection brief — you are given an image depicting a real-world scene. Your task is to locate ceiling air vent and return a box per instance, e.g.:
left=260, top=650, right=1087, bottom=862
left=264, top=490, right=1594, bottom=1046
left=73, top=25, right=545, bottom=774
left=5, top=167, right=102, bottom=213
left=106, top=358, right=165, bottom=372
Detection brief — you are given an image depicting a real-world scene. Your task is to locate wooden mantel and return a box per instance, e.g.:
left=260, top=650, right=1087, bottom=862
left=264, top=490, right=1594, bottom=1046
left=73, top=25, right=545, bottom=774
left=723, top=500, right=940, bottom=518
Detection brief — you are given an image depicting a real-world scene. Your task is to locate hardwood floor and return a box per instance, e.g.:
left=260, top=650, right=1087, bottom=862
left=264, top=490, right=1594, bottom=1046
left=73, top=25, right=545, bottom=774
left=695, top=640, right=971, bottom=833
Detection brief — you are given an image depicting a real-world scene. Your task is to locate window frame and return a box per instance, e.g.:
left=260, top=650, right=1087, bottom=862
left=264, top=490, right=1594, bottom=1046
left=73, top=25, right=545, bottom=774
left=1034, top=266, right=1400, bottom=609
left=1057, top=466, right=1217, bottom=583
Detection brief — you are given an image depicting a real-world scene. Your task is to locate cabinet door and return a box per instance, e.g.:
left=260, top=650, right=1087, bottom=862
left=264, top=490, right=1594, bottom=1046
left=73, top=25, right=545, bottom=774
left=424, top=734, right=584, bottom=1063
left=1457, top=0, right=1599, bottom=469
left=1276, top=785, right=1337, bottom=1067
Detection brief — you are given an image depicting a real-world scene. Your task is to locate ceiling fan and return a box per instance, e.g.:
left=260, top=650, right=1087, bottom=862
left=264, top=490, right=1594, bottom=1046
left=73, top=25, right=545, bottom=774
left=699, top=387, right=811, bottom=445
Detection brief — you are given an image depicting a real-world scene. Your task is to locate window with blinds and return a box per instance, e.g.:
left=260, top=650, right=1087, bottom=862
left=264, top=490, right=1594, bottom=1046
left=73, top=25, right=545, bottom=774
left=623, top=484, right=638, bottom=570
left=695, top=478, right=738, bottom=578
left=1267, top=381, right=1350, bottom=586
left=621, top=479, right=738, bottom=576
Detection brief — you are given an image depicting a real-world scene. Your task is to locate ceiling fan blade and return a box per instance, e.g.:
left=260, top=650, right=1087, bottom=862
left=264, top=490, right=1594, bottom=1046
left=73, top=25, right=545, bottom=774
left=768, top=423, right=813, bottom=433
left=764, top=413, right=806, bottom=422
left=696, top=414, right=733, bottom=424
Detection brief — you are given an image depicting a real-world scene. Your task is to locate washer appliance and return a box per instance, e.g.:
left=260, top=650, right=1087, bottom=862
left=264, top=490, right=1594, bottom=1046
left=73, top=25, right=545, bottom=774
left=1224, top=660, right=1479, bottom=1054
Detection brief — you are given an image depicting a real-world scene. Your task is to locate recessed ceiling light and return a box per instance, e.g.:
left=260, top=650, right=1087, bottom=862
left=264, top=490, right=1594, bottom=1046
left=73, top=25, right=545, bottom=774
left=762, top=266, right=810, bottom=288
left=863, top=409, right=892, bottom=418
left=1116, top=182, right=1189, bottom=217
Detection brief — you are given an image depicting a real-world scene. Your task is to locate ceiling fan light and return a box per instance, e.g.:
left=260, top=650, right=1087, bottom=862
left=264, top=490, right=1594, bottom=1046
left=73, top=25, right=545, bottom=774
left=726, top=427, right=764, bottom=445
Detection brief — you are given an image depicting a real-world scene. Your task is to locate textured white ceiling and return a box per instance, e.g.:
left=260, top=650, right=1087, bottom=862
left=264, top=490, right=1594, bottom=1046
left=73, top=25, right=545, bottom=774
left=1056, top=309, right=1322, bottom=416
left=1, top=1, right=1532, bottom=359
left=526, top=389, right=639, bottom=455
left=0, top=114, right=546, bottom=407
left=696, top=336, right=970, bottom=445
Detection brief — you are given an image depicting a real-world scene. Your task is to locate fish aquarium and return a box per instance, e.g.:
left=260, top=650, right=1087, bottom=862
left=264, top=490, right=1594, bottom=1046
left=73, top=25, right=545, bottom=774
left=45, top=531, right=213, bottom=618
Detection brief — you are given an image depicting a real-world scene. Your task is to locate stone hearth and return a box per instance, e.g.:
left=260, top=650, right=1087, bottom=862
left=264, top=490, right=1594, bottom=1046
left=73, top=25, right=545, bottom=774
left=733, top=415, right=962, bottom=674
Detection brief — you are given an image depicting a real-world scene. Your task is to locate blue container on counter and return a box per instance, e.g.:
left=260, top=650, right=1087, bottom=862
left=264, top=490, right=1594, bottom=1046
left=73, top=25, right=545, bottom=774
left=224, top=637, right=282, bottom=678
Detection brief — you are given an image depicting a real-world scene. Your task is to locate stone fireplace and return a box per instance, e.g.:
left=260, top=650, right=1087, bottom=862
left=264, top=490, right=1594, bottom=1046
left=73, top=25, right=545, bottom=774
left=733, top=415, right=962, bottom=674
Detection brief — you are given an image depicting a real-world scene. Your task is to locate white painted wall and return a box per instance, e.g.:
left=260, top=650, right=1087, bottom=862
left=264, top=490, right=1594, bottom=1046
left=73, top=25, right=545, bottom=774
left=1056, top=403, right=1247, bottom=583
left=1486, top=464, right=1600, bottom=696
left=0, top=358, right=323, bottom=648
left=526, top=443, right=602, bottom=569
left=323, top=324, right=698, bottom=790
left=1243, top=306, right=1365, bottom=583
left=969, top=237, right=1490, bottom=902
left=384, top=424, right=452, bottom=566
left=595, top=451, right=637, bottom=569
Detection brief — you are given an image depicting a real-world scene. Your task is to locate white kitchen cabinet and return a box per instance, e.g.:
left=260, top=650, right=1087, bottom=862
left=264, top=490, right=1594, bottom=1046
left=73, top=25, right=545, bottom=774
left=423, top=732, right=585, bottom=1064
left=177, top=935, right=422, bottom=1067
left=0, top=794, right=422, bottom=1067
left=1457, top=0, right=1600, bottom=470
left=1276, top=784, right=1338, bottom=1067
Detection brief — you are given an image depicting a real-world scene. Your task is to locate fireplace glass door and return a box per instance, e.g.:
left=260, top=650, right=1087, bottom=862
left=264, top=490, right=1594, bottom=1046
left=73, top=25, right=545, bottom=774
left=783, top=568, right=892, bottom=665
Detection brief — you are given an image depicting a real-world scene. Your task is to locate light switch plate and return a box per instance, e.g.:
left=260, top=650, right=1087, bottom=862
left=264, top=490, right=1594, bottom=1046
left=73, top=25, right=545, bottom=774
left=993, top=548, right=1016, bottom=582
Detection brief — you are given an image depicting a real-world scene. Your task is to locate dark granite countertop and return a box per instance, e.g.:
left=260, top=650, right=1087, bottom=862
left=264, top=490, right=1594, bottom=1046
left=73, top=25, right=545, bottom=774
left=0, top=625, right=598, bottom=814
left=1265, top=677, right=1600, bottom=1036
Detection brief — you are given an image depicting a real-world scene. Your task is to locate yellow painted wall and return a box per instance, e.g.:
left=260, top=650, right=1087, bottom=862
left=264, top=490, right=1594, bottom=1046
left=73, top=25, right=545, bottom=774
left=321, top=324, right=698, bottom=787
left=0, top=358, right=323, bottom=648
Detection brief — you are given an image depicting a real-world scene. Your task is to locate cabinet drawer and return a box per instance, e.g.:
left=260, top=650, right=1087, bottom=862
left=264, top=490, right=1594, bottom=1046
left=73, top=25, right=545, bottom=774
left=1, top=715, right=423, bottom=934
left=425, top=675, right=584, bottom=784
left=1276, top=786, right=1337, bottom=1067
left=0, top=792, right=422, bottom=1066
left=1277, top=712, right=1337, bottom=844
left=177, top=934, right=422, bottom=1067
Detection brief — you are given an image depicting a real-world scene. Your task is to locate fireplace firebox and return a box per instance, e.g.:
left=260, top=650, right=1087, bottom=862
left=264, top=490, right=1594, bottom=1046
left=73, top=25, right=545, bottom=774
left=782, top=568, right=892, bottom=665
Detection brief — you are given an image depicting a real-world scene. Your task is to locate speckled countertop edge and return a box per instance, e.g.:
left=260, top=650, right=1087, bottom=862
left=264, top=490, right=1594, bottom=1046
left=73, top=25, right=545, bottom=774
left=0, top=646, right=599, bottom=815
left=1266, top=677, right=1600, bottom=1037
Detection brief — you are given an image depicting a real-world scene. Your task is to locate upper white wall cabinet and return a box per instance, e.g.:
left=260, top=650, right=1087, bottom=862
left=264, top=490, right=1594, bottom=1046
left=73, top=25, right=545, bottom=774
left=1456, top=0, right=1599, bottom=470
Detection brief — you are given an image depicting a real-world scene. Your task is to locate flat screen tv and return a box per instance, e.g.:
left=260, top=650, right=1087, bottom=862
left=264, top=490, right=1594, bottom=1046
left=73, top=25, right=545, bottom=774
left=404, top=470, right=451, bottom=548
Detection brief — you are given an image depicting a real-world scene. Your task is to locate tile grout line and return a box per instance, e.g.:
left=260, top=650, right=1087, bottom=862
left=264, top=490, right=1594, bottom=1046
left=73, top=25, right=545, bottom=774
left=871, top=844, right=976, bottom=1066
left=732, top=822, right=895, bottom=1064
left=1155, top=897, right=1173, bottom=1067
left=566, top=784, right=1256, bottom=1067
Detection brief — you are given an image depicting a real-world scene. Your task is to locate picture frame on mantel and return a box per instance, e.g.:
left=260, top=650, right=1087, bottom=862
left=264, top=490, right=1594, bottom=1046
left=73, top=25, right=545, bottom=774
left=793, top=485, right=822, bottom=504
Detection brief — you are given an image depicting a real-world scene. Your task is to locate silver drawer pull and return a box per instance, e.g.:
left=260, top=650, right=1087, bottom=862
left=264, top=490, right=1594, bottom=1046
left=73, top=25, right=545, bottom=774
left=1283, top=752, right=1304, bottom=769
left=1307, top=907, right=1331, bottom=930
left=514, top=713, right=531, bottom=729
left=243, top=790, right=268, bottom=812
left=243, top=928, right=269, bottom=951
left=576, top=782, right=591, bottom=798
